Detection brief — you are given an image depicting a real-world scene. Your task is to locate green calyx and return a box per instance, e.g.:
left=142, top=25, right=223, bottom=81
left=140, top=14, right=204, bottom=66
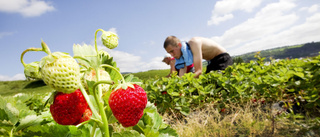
left=39, top=52, right=70, bottom=68
left=114, top=83, right=135, bottom=91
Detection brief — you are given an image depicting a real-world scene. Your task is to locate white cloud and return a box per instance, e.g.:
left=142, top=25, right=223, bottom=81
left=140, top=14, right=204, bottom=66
left=0, top=0, right=55, bottom=17
left=309, top=5, right=319, bottom=13
left=256, top=0, right=296, bottom=17
left=211, top=0, right=300, bottom=55
left=108, top=28, right=117, bottom=34
left=143, top=40, right=155, bottom=46
left=208, top=0, right=262, bottom=25
left=0, top=73, right=25, bottom=81
left=85, top=27, right=168, bottom=73
left=0, top=32, right=15, bottom=39
left=300, top=4, right=319, bottom=13
left=308, top=4, right=318, bottom=13
left=98, top=45, right=169, bottom=73
left=231, top=13, right=320, bottom=55
left=208, top=14, right=233, bottom=25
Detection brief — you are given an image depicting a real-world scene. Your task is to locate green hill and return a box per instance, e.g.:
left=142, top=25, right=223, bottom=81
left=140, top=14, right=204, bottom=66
left=234, top=41, right=320, bottom=62
left=0, top=80, right=53, bottom=96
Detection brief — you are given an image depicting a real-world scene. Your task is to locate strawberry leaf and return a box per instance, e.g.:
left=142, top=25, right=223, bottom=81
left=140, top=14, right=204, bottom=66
left=124, top=74, right=142, bottom=85
left=73, top=44, right=98, bottom=68
left=99, top=50, right=122, bottom=84
left=15, top=113, right=46, bottom=131
left=112, top=130, right=142, bottom=137
left=132, top=102, right=178, bottom=137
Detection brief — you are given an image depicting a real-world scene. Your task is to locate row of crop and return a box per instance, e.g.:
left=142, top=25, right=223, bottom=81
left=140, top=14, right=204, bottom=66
left=142, top=53, right=320, bottom=116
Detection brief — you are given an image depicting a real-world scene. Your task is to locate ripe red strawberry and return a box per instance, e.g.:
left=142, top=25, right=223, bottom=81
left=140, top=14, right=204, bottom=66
left=50, top=89, right=88, bottom=125
left=74, top=107, right=92, bottom=125
left=221, top=108, right=226, bottom=113
left=108, top=84, right=147, bottom=127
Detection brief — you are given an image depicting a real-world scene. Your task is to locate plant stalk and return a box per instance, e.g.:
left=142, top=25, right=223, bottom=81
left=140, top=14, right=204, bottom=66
left=100, top=64, right=125, bottom=83
left=79, top=83, right=100, bottom=120
left=90, top=123, right=97, bottom=137
left=94, top=29, right=104, bottom=52
left=92, top=79, right=113, bottom=137
left=20, top=48, right=43, bottom=67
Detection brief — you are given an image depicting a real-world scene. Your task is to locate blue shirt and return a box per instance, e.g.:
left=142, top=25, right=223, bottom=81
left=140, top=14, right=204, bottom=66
left=175, top=42, right=193, bottom=69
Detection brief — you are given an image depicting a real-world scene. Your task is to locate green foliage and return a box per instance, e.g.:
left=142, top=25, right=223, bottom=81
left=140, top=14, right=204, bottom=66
left=143, top=53, right=320, bottom=118
left=0, top=80, right=53, bottom=96
left=0, top=93, right=177, bottom=137
left=0, top=93, right=51, bottom=136
left=131, top=102, right=178, bottom=137
left=130, top=69, right=170, bottom=81
left=232, top=56, right=244, bottom=64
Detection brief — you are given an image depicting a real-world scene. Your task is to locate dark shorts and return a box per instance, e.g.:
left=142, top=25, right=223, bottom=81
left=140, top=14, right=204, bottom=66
left=205, top=53, right=233, bottom=73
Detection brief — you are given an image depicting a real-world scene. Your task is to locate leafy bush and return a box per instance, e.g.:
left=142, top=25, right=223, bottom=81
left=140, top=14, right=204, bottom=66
left=143, top=53, right=320, bottom=118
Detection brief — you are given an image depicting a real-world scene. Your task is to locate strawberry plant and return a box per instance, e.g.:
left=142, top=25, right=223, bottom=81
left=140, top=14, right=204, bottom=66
left=143, top=52, right=320, bottom=119
left=15, top=29, right=178, bottom=137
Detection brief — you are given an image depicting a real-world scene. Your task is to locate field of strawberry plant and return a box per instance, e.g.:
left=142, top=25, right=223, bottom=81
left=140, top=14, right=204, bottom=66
left=0, top=27, right=319, bottom=136
left=142, top=52, right=320, bottom=135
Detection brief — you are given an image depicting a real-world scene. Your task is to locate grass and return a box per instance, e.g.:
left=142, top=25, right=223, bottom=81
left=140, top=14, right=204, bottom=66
left=164, top=102, right=320, bottom=137
left=129, top=69, right=170, bottom=81
left=0, top=80, right=53, bottom=96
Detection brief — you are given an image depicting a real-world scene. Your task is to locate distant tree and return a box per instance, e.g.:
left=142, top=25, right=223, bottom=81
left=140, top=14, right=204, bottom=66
left=233, top=57, right=244, bottom=64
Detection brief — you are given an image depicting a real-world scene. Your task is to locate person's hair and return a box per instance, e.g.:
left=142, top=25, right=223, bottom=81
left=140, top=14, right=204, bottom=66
left=163, top=36, right=181, bottom=49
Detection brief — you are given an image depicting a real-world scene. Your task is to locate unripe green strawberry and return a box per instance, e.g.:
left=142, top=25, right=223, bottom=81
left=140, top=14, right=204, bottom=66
left=50, top=89, right=88, bottom=125
left=108, top=84, right=147, bottom=127
left=40, top=52, right=80, bottom=93
left=101, top=31, right=119, bottom=49
left=81, top=68, right=111, bottom=93
left=24, top=61, right=42, bottom=80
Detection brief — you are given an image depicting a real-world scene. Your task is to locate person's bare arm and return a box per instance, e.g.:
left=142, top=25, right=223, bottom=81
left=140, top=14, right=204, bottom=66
left=188, top=37, right=203, bottom=78
left=179, top=65, right=187, bottom=77
left=168, top=60, right=177, bottom=76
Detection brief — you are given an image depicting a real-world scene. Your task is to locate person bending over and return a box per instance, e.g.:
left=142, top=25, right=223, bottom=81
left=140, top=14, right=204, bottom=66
left=162, top=53, right=194, bottom=77
left=163, top=36, right=232, bottom=78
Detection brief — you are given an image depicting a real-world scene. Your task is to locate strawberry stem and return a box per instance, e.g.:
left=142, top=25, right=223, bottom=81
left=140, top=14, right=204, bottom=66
left=94, top=67, right=103, bottom=98
left=79, top=83, right=101, bottom=121
left=80, top=82, right=108, bottom=136
left=91, top=123, right=97, bottom=137
left=73, top=56, right=91, bottom=65
left=92, top=80, right=110, bottom=137
left=20, top=48, right=43, bottom=67
left=92, top=80, right=115, bottom=89
left=91, top=67, right=113, bottom=137
left=94, top=29, right=104, bottom=53
left=100, top=64, right=126, bottom=84
left=20, top=41, right=51, bottom=67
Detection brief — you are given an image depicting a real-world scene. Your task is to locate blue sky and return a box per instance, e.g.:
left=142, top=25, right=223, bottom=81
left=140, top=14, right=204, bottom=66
left=0, top=0, right=319, bottom=81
